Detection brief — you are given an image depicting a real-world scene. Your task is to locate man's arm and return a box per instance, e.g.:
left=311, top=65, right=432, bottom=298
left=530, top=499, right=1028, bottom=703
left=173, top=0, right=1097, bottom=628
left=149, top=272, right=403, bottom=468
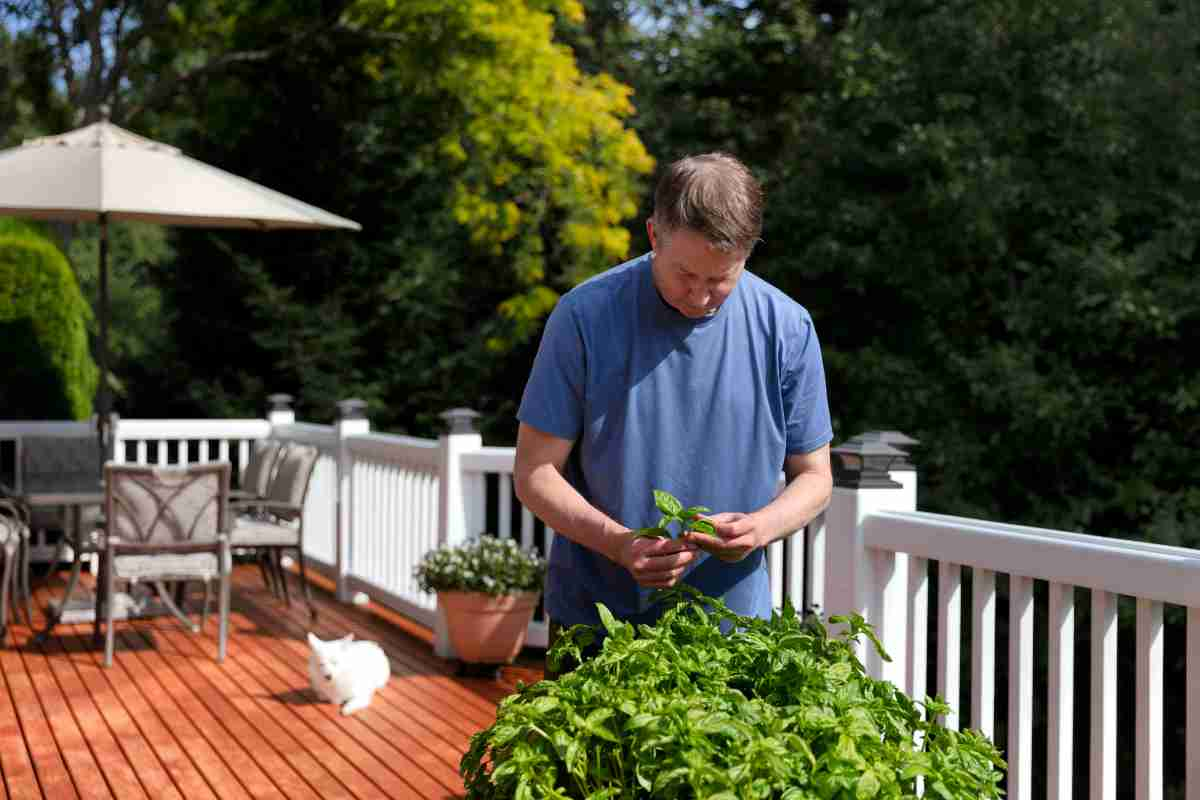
left=683, top=443, right=832, bottom=561
left=514, top=422, right=700, bottom=588
left=757, top=443, right=834, bottom=545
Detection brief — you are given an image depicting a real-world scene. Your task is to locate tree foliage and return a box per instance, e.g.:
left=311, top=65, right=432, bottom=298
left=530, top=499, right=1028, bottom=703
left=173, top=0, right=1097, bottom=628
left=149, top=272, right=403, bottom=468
left=0, top=222, right=98, bottom=419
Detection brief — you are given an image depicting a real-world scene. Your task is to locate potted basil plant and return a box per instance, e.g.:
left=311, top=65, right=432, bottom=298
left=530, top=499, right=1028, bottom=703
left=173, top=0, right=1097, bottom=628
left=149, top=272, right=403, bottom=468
left=416, top=536, right=545, bottom=665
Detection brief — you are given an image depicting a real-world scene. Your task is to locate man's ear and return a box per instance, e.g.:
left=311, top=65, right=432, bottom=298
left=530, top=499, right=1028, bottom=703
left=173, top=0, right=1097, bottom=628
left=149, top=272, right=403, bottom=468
left=646, top=217, right=657, bottom=251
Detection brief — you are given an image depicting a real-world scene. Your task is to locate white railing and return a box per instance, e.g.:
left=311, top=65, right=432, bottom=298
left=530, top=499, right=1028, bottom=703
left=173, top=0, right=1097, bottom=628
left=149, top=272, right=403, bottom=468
left=826, top=477, right=1198, bottom=800
left=9, top=407, right=1195, bottom=798
left=340, top=432, right=440, bottom=628
left=460, top=446, right=554, bottom=647
left=112, top=418, right=271, bottom=473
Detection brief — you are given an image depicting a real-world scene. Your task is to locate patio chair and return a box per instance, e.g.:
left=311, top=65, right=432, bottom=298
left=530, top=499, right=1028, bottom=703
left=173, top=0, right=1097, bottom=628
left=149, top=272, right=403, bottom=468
left=228, top=439, right=285, bottom=593
left=230, top=439, right=284, bottom=504
left=228, top=443, right=319, bottom=619
left=94, top=462, right=231, bottom=667
left=13, top=435, right=105, bottom=567
left=0, top=499, right=33, bottom=642
left=0, top=496, right=32, bottom=633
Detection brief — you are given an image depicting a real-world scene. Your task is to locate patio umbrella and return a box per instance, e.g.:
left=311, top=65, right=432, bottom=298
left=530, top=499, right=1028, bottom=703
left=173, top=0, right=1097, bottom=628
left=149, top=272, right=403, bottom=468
left=0, top=118, right=361, bottom=433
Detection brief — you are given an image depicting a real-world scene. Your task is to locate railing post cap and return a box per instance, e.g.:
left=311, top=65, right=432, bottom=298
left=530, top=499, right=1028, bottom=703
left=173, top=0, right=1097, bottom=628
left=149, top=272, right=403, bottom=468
left=847, top=430, right=919, bottom=470
left=854, top=430, right=920, bottom=448
left=440, top=408, right=481, bottom=434
left=831, top=437, right=907, bottom=489
left=267, top=393, right=294, bottom=411
left=336, top=398, right=369, bottom=420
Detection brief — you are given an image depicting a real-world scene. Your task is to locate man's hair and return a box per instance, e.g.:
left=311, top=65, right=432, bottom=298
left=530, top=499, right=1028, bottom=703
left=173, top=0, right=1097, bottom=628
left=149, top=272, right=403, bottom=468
left=652, top=152, right=764, bottom=254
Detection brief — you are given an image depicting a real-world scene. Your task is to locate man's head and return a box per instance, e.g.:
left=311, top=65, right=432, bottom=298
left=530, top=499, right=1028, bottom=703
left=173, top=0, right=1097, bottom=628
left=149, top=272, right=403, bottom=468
left=648, top=152, right=763, bottom=319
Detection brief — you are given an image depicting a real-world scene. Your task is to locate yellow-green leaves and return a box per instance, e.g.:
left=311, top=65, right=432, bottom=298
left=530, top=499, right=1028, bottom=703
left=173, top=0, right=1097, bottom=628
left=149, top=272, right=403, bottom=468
left=345, top=0, right=653, bottom=350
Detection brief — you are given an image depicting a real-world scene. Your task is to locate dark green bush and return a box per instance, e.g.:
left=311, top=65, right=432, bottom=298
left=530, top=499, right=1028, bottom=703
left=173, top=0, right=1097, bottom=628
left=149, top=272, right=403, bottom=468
left=0, top=227, right=98, bottom=419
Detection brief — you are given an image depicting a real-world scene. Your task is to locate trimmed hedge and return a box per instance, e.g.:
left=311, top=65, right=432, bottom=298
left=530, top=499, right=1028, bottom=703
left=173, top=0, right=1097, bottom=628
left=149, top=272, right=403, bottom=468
left=0, top=225, right=98, bottom=419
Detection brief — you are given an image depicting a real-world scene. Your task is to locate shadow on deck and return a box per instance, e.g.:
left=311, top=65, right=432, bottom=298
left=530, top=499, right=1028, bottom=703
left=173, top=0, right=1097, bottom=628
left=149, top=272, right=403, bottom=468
left=0, top=562, right=545, bottom=799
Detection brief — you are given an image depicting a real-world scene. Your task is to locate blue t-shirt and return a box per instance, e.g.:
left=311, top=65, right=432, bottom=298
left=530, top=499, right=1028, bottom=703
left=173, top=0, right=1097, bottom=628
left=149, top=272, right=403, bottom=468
left=517, top=252, right=832, bottom=627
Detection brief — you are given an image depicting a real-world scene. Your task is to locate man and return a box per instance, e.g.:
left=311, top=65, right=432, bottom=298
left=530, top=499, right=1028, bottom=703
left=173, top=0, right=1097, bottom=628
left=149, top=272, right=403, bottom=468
left=514, top=152, right=833, bottom=672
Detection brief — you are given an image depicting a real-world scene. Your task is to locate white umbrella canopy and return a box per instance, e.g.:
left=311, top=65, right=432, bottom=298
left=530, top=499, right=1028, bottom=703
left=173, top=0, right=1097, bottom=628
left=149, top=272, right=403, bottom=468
left=0, top=119, right=361, bottom=429
left=0, top=120, right=361, bottom=230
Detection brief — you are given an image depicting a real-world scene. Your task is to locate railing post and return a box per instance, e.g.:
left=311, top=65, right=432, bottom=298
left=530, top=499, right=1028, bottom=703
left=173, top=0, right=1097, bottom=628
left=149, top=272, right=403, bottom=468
left=434, top=407, right=482, bottom=659
left=106, top=411, right=122, bottom=465
left=824, top=437, right=914, bottom=685
left=335, top=398, right=369, bottom=603
left=266, top=393, right=296, bottom=429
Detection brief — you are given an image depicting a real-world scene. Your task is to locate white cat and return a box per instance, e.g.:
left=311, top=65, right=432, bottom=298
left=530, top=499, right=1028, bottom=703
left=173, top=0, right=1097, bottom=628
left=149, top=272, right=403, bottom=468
left=307, top=632, right=391, bottom=715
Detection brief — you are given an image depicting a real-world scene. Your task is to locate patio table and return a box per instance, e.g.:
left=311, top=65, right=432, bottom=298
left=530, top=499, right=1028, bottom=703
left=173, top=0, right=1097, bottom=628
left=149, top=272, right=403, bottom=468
left=19, top=473, right=105, bottom=640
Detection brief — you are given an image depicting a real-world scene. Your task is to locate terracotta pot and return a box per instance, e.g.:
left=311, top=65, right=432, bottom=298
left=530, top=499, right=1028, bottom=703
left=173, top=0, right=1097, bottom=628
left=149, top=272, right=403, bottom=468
left=438, top=590, right=540, bottom=664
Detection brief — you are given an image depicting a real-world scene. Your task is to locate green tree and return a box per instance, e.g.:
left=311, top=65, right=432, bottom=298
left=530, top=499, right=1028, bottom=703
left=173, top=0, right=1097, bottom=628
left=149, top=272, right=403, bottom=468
left=132, top=0, right=653, bottom=435
left=0, top=223, right=98, bottom=419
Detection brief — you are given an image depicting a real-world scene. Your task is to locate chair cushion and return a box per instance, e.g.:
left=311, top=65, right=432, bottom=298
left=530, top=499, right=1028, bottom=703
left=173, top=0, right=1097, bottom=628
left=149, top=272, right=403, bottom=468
left=112, top=552, right=220, bottom=581
left=229, top=517, right=300, bottom=547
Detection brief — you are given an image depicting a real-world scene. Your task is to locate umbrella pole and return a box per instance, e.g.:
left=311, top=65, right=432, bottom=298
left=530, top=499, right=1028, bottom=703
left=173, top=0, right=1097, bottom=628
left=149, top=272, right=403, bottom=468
left=97, top=213, right=110, bottom=469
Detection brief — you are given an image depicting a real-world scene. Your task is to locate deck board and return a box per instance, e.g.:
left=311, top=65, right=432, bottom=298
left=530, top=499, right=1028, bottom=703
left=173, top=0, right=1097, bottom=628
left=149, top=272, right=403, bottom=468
left=0, top=563, right=544, bottom=800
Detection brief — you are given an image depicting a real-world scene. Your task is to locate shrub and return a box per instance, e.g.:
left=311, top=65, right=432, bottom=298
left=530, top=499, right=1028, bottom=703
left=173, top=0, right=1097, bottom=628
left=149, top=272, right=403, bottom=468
left=462, top=586, right=1005, bottom=798
left=415, top=536, right=545, bottom=596
left=0, top=228, right=98, bottom=419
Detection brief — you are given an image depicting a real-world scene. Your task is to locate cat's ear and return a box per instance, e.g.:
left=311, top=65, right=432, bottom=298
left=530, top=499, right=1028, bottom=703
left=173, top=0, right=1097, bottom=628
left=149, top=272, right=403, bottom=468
left=340, top=633, right=355, bottom=643
left=307, top=632, right=322, bottom=649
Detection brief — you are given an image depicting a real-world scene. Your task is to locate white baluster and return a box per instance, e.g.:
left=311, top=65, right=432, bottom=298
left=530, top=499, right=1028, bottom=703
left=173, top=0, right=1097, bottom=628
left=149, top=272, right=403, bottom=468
left=1187, top=607, right=1200, bottom=800
left=875, top=548, right=908, bottom=691
left=521, top=507, right=535, bottom=552
left=769, top=540, right=783, bottom=610
left=1047, top=581, right=1074, bottom=800
left=937, top=561, right=961, bottom=730
left=787, top=528, right=805, bottom=611
left=971, top=567, right=995, bottom=740
left=1008, top=575, right=1034, bottom=800
left=1091, top=589, right=1118, bottom=800
left=908, top=555, right=929, bottom=705
left=499, top=473, right=513, bottom=540
left=1136, top=598, right=1163, bottom=800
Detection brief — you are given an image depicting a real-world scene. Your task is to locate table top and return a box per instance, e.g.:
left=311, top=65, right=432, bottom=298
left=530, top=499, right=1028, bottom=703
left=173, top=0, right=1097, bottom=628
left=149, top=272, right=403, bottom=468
left=19, top=473, right=105, bottom=506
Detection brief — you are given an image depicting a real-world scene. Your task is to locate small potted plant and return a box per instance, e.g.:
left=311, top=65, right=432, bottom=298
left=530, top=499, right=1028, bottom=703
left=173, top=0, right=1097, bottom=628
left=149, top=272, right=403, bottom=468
left=416, top=535, right=546, bottom=666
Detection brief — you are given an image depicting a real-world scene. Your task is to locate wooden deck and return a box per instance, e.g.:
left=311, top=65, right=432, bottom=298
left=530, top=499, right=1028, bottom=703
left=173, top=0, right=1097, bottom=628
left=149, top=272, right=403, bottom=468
left=0, top=562, right=544, bottom=799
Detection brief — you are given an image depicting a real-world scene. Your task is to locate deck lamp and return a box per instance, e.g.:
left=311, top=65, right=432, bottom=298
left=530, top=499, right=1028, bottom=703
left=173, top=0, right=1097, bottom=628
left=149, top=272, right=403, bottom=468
left=848, top=430, right=920, bottom=469
left=830, top=438, right=908, bottom=489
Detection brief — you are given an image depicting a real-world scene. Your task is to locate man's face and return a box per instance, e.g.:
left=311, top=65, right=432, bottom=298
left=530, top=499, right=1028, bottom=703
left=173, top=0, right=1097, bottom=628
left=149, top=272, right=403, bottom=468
left=647, top=219, right=746, bottom=319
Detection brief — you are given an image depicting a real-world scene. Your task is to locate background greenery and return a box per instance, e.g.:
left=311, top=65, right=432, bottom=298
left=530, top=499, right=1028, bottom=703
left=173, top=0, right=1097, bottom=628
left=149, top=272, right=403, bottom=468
left=2, top=1, right=1198, bottom=795
left=0, top=220, right=97, bottom=419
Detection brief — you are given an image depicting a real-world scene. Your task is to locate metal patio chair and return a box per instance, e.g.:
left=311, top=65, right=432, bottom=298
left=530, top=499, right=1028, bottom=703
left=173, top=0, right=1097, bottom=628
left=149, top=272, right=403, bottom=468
left=228, top=443, right=319, bottom=619
left=94, top=462, right=231, bottom=667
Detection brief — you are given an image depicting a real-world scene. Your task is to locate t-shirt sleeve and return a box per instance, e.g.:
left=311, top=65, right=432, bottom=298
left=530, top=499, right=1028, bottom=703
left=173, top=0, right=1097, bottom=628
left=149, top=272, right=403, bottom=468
left=782, top=317, right=834, bottom=454
left=516, top=298, right=586, bottom=441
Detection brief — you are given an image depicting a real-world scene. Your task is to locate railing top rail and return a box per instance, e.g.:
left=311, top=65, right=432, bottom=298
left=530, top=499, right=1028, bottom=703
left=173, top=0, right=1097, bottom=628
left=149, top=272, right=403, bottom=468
left=0, top=421, right=95, bottom=437
left=115, top=419, right=271, bottom=439
left=865, top=510, right=1200, bottom=607
left=461, top=446, right=516, bottom=474
left=347, top=432, right=439, bottom=468
left=271, top=422, right=338, bottom=449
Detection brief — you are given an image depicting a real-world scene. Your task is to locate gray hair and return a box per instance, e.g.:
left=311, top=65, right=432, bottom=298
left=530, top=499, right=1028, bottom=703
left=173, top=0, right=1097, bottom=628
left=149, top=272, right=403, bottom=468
left=652, top=152, right=764, bottom=254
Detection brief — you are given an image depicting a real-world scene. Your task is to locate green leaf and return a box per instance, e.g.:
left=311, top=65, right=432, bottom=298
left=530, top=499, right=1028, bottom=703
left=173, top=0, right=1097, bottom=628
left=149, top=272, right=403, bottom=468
left=653, top=489, right=683, bottom=516
left=856, top=769, right=881, bottom=799
left=688, top=519, right=717, bottom=536
left=597, top=604, right=621, bottom=637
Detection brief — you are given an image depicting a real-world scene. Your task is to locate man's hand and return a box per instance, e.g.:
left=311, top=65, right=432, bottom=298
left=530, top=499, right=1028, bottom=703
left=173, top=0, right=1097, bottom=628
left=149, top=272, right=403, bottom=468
left=615, top=535, right=701, bottom=588
left=681, top=512, right=764, bottom=562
